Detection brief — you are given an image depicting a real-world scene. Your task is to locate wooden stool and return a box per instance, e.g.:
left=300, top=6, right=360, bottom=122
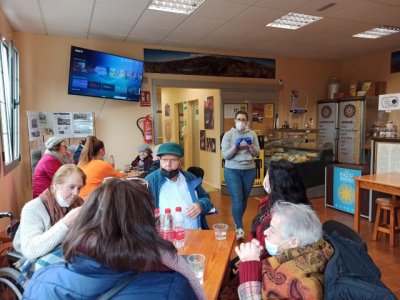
left=372, top=197, right=400, bottom=246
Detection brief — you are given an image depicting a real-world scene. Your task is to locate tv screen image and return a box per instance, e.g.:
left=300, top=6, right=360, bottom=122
left=68, top=46, right=144, bottom=101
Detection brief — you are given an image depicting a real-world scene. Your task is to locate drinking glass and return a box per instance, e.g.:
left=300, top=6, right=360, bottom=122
left=212, top=223, right=228, bottom=240
left=187, top=254, right=205, bottom=285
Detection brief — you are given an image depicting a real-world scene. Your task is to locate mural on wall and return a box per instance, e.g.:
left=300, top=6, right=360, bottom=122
left=204, top=96, right=214, bottom=129
left=391, top=51, right=400, bottom=73
left=200, top=130, right=206, bottom=150
left=144, top=49, right=276, bottom=79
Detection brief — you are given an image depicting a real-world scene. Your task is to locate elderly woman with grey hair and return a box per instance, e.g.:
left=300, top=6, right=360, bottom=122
left=235, top=201, right=334, bottom=300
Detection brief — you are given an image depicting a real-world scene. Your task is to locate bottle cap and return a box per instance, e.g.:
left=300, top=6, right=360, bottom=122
left=154, top=208, right=160, bottom=214
left=175, top=206, right=182, bottom=212
left=165, top=208, right=171, bottom=213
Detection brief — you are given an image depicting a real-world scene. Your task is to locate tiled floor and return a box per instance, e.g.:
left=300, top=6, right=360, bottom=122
left=206, top=191, right=400, bottom=298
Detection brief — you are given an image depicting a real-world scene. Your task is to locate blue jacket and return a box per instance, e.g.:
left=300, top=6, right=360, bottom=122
left=22, top=254, right=197, bottom=300
left=145, top=170, right=213, bottom=229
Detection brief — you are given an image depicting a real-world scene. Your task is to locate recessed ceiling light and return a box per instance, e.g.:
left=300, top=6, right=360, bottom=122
left=353, top=26, right=400, bottom=39
left=148, top=0, right=206, bottom=15
left=266, top=13, right=323, bottom=30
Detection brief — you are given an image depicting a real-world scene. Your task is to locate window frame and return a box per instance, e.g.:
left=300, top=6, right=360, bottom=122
left=0, top=40, right=20, bottom=175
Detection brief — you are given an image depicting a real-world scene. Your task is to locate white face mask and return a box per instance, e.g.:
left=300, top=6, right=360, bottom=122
left=235, top=122, right=245, bottom=131
left=263, top=182, right=271, bottom=194
left=56, top=190, right=70, bottom=208
left=264, top=238, right=288, bottom=256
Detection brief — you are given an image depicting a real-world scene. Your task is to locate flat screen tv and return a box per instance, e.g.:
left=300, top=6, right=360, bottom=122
left=68, top=46, right=144, bottom=102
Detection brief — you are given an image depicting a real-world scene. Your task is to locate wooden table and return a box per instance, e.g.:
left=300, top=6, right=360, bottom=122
left=354, top=172, right=400, bottom=233
left=180, top=229, right=235, bottom=300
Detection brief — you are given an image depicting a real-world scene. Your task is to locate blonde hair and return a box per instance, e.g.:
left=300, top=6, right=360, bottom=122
left=52, top=164, right=87, bottom=187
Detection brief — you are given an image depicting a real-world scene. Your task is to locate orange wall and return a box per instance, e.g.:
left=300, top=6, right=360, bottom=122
left=340, top=50, right=400, bottom=124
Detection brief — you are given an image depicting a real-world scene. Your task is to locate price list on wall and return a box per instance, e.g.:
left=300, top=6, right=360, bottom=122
left=337, top=100, right=363, bottom=164
left=317, top=101, right=337, bottom=154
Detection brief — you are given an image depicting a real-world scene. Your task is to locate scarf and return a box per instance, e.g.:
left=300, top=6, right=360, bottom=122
left=45, top=149, right=69, bottom=164
left=262, top=239, right=334, bottom=300
left=39, top=188, right=84, bottom=226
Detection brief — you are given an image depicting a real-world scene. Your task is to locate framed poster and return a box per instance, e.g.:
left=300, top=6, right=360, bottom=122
left=204, top=96, right=214, bottom=129
left=333, top=167, right=361, bottom=214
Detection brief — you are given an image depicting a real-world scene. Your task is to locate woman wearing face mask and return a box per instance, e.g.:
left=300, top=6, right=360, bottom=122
left=130, top=144, right=153, bottom=172
left=251, top=159, right=310, bottom=249
left=221, top=110, right=260, bottom=240
left=13, top=164, right=86, bottom=260
left=32, top=136, right=74, bottom=198
left=78, top=135, right=124, bottom=199
left=236, top=202, right=334, bottom=300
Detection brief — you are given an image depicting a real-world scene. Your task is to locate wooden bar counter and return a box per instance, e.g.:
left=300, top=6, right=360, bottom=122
left=180, top=229, right=235, bottom=300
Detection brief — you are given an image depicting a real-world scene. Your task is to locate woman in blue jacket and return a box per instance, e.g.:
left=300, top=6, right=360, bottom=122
left=23, top=178, right=205, bottom=300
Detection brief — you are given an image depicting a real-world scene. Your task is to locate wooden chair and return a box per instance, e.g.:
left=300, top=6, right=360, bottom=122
left=372, top=197, right=400, bottom=247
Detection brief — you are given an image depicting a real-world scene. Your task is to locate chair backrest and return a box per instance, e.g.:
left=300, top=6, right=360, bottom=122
left=322, top=220, right=365, bottom=249
left=187, top=166, right=204, bottom=179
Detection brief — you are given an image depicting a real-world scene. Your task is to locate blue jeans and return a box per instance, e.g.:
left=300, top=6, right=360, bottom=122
left=224, top=167, right=257, bottom=229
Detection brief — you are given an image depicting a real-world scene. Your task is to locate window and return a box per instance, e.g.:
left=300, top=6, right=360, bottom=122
left=0, top=40, right=20, bottom=175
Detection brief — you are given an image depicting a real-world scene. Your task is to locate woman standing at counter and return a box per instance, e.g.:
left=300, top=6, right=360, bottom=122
left=78, top=136, right=123, bottom=199
left=221, top=110, right=260, bottom=240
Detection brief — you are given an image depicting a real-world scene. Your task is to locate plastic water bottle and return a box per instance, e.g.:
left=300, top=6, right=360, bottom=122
left=154, top=208, right=162, bottom=237
left=109, top=155, right=115, bottom=168
left=174, top=207, right=185, bottom=249
left=162, top=208, right=175, bottom=243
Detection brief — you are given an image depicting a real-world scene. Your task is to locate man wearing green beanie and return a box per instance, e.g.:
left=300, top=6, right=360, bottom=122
left=145, top=142, right=213, bottom=229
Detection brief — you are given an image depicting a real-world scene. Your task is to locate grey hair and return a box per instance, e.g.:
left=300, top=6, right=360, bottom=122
left=271, top=201, right=322, bottom=247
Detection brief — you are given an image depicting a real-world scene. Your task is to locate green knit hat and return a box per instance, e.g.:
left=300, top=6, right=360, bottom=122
left=157, top=142, right=184, bottom=157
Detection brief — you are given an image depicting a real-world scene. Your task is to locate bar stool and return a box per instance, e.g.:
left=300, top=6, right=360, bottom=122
left=372, top=197, right=400, bottom=246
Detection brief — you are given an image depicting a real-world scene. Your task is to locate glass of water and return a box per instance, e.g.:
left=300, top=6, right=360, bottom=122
left=212, top=223, right=228, bottom=240
left=187, top=254, right=205, bottom=285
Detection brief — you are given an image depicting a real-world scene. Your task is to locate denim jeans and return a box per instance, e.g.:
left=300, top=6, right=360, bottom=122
left=224, top=167, right=257, bottom=229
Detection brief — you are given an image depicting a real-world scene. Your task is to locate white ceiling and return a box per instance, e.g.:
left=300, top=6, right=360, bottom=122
left=1, top=0, right=400, bottom=60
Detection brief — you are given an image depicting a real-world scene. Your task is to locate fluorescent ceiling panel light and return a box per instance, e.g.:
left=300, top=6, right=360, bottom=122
left=148, top=0, right=206, bottom=15
left=266, top=13, right=323, bottom=30
left=353, top=26, right=400, bottom=39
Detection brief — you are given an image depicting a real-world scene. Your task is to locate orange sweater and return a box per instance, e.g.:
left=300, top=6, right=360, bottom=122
left=79, top=159, right=123, bottom=199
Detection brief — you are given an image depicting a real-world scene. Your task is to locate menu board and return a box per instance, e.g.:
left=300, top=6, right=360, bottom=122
left=338, top=100, right=364, bottom=164
left=317, top=102, right=337, bottom=154
left=375, top=142, right=400, bottom=173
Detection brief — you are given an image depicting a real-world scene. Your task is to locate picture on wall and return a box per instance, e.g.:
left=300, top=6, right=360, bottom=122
left=206, top=137, right=216, bottom=152
left=251, top=104, right=265, bottom=123
left=144, top=49, right=276, bottom=79
left=200, top=130, right=206, bottom=150
left=204, top=96, right=214, bottom=129
left=391, top=51, right=400, bottom=73
left=165, top=103, right=170, bottom=117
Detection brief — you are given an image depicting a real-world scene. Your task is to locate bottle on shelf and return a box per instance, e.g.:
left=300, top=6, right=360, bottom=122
left=173, top=207, right=185, bottom=249
left=162, top=208, right=175, bottom=243
left=109, top=155, right=115, bottom=168
left=154, top=208, right=162, bottom=237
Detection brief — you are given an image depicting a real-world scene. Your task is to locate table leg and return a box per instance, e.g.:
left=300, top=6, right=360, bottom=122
left=354, top=180, right=360, bottom=233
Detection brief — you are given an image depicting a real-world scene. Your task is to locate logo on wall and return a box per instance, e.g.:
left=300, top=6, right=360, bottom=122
left=321, top=105, right=332, bottom=118
left=343, top=104, right=356, bottom=118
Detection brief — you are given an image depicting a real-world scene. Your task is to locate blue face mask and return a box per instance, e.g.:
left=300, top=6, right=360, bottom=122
left=264, top=238, right=289, bottom=256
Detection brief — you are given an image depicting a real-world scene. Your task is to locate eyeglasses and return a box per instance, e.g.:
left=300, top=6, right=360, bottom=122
left=160, top=158, right=180, bottom=164
left=60, top=144, right=68, bottom=149
left=235, top=118, right=247, bottom=122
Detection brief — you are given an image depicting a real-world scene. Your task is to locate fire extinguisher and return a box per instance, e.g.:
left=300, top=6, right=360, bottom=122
left=137, top=114, right=153, bottom=144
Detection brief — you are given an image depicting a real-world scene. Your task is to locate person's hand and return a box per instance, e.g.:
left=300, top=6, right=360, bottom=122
left=235, top=239, right=263, bottom=262
left=243, top=137, right=252, bottom=145
left=186, top=203, right=201, bottom=219
left=235, top=137, right=243, bottom=148
left=62, top=206, right=82, bottom=227
left=66, top=151, right=74, bottom=163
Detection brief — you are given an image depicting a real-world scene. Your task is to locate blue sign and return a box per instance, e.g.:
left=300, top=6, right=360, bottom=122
left=333, top=167, right=361, bottom=214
